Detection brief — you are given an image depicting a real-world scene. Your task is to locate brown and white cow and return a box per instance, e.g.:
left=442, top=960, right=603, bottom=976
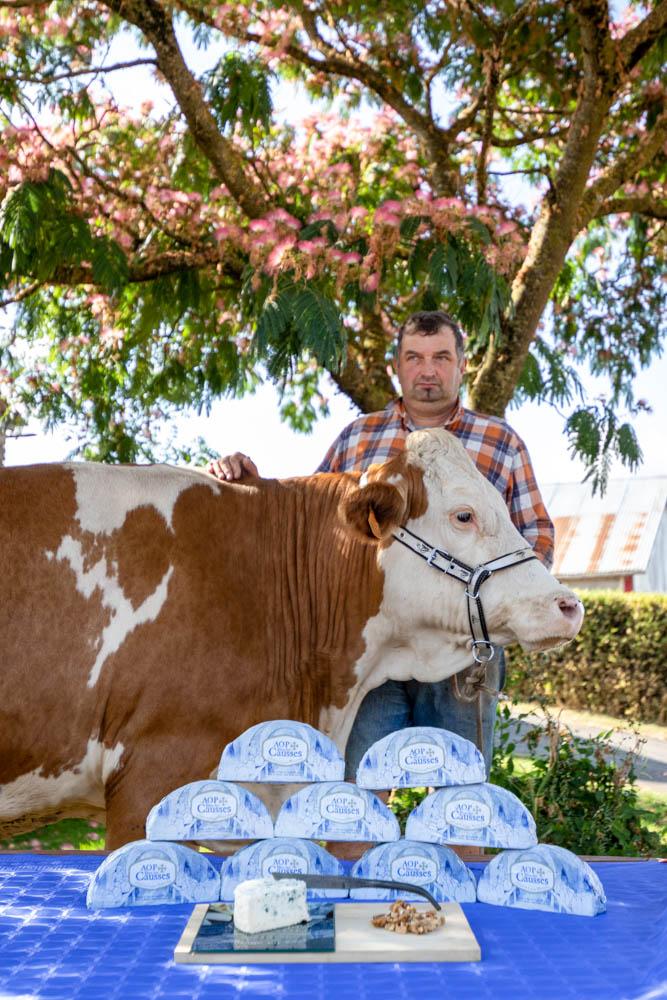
left=0, top=429, right=582, bottom=848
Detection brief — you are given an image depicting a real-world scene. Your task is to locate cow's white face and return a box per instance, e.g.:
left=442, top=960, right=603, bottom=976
left=337, top=428, right=582, bottom=702
left=385, top=429, right=583, bottom=652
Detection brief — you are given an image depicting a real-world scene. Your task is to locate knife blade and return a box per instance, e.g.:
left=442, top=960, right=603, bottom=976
left=271, top=872, right=441, bottom=910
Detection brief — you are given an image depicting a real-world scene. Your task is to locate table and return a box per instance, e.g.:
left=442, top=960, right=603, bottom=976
left=0, top=853, right=664, bottom=1000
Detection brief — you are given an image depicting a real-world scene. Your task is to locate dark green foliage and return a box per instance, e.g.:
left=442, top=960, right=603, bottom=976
left=565, top=402, right=642, bottom=495
left=490, top=704, right=663, bottom=857
left=407, top=232, right=510, bottom=345
left=206, top=53, right=273, bottom=136
left=254, top=282, right=346, bottom=376
left=0, top=169, right=128, bottom=291
left=506, top=591, right=667, bottom=724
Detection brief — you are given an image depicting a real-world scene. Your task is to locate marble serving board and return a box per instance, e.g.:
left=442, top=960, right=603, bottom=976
left=174, top=901, right=481, bottom=964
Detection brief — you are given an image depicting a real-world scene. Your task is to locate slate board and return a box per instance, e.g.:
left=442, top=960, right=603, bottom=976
left=174, top=901, right=481, bottom=964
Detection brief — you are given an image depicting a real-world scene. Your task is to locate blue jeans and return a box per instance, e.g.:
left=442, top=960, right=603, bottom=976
left=344, top=650, right=506, bottom=781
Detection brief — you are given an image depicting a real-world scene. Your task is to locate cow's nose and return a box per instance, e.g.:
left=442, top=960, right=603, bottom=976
left=557, top=595, right=582, bottom=621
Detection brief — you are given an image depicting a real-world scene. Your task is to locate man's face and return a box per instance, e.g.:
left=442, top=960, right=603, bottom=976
left=395, top=327, right=466, bottom=411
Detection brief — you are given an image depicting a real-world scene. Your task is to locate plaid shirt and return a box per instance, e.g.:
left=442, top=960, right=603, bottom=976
left=317, top=399, right=554, bottom=567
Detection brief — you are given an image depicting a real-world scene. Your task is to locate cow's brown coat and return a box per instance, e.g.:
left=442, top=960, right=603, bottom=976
left=0, top=456, right=426, bottom=847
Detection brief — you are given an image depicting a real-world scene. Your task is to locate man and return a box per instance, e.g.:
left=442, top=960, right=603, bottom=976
left=209, top=310, right=554, bottom=778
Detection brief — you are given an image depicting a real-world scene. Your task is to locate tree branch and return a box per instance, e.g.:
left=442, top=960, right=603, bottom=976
left=594, top=195, right=667, bottom=220
left=0, top=59, right=157, bottom=86
left=618, top=0, right=667, bottom=72
left=104, top=0, right=268, bottom=219
left=0, top=281, right=42, bottom=309
left=580, top=103, right=667, bottom=223
left=476, top=47, right=501, bottom=203
left=4, top=247, right=243, bottom=293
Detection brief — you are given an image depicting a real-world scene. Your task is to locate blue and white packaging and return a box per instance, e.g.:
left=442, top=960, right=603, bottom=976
left=218, top=720, right=345, bottom=783
left=274, top=782, right=400, bottom=842
left=355, top=727, right=486, bottom=789
left=220, top=837, right=346, bottom=900
left=405, top=783, right=537, bottom=849
left=351, top=840, right=476, bottom=903
left=86, top=840, right=220, bottom=909
left=476, top=844, right=606, bottom=916
left=145, top=780, right=273, bottom=841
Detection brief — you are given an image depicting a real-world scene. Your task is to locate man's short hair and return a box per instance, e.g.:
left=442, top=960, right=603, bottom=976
left=396, top=311, right=465, bottom=360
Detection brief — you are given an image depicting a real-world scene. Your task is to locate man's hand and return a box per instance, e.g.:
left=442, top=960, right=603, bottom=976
left=208, top=453, right=259, bottom=482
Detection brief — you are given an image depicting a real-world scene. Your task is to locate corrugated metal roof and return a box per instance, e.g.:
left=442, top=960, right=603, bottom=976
left=541, top=476, right=667, bottom=578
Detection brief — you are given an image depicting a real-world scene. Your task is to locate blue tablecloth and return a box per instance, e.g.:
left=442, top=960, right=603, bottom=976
left=0, top=853, right=664, bottom=1000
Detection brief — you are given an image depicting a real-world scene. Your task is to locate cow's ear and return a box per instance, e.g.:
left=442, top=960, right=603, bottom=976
left=340, top=481, right=406, bottom=541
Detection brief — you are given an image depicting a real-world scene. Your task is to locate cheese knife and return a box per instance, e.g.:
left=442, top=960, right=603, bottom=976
left=271, top=872, right=442, bottom=910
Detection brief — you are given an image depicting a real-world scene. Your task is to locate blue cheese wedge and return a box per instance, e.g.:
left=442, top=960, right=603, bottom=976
left=273, top=782, right=400, bottom=842
left=405, top=782, right=537, bottom=849
left=477, top=844, right=606, bottom=916
left=218, top=720, right=344, bottom=783
left=145, top=779, right=273, bottom=841
left=233, top=877, right=308, bottom=934
left=86, top=840, right=220, bottom=909
left=351, top=840, right=476, bottom=903
left=220, top=836, right=346, bottom=900
left=356, top=726, right=486, bottom=789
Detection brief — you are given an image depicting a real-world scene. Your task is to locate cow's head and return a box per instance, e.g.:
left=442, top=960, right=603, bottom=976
left=340, top=428, right=582, bottom=676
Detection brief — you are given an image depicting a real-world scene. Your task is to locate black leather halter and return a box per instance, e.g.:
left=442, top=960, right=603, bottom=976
left=392, top=525, right=538, bottom=663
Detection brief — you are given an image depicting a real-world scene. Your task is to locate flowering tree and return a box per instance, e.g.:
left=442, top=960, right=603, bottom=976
left=0, top=0, right=664, bottom=484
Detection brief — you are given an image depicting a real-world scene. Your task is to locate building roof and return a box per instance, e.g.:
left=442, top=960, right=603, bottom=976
left=541, top=476, right=667, bottom=578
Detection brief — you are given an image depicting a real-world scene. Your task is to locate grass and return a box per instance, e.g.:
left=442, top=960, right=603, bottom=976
left=0, top=818, right=105, bottom=852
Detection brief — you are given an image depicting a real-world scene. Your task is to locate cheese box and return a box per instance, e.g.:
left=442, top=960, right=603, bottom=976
left=218, top=720, right=344, bottom=783
left=355, top=726, right=486, bottom=789
left=220, top=837, right=347, bottom=900
left=405, top=782, right=537, bottom=849
left=146, top=780, right=273, bottom=841
left=476, top=844, right=606, bottom=916
left=87, top=840, right=220, bottom=909
left=350, top=840, right=477, bottom=903
left=274, top=782, right=400, bottom=842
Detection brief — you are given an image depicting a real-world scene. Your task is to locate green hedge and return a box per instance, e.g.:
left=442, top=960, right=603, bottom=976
left=505, top=591, right=667, bottom=724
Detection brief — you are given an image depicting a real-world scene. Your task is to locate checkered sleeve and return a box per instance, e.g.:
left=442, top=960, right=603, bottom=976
left=316, top=427, right=350, bottom=473
left=506, top=436, right=555, bottom=569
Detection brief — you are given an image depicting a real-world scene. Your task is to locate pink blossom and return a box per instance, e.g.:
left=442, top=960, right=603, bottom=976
left=377, top=199, right=402, bottom=214
left=298, top=237, right=327, bottom=252
left=265, top=236, right=296, bottom=270
left=496, top=220, right=518, bottom=236
left=375, top=212, right=400, bottom=227
left=265, top=208, right=301, bottom=229
left=431, top=196, right=465, bottom=211
left=361, top=272, right=380, bottom=293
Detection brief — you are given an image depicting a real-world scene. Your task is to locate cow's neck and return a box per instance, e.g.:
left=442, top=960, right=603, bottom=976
left=254, top=473, right=386, bottom=728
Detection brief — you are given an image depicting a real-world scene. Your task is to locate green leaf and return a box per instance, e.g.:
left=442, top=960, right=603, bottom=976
left=291, top=287, right=345, bottom=370
left=207, top=53, right=273, bottom=136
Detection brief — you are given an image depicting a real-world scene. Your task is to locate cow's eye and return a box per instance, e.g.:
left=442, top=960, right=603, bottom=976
left=456, top=511, right=473, bottom=524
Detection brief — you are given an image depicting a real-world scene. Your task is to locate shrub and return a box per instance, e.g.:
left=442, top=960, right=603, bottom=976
left=505, top=591, right=667, bottom=724
left=490, top=703, right=663, bottom=857
left=388, top=703, right=663, bottom=857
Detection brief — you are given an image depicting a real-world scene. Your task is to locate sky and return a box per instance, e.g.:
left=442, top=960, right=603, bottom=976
left=4, top=16, right=666, bottom=488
